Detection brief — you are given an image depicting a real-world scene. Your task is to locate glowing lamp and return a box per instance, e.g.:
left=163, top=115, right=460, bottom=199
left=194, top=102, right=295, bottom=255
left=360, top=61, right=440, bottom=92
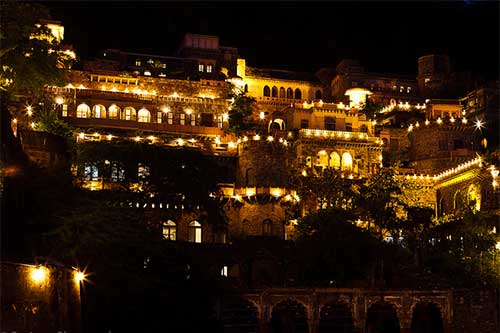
left=74, top=270, right=85, bottom=283
left=55, top=97, right=64, bottom=105
left=30, top=266, right=48, bottom=284
left=267, top=136, right=274, bottom=142
left=259, top=112, right=265, bottom=120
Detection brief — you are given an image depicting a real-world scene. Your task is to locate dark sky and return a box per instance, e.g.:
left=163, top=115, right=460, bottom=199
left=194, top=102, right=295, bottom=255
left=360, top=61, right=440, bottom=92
left=43, top=1, right=499, bottom=78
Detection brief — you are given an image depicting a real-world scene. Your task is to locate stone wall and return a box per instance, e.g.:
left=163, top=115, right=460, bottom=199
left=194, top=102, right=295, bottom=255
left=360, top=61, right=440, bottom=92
left=0, top=262, right=81, bottom=333
left=452, top=288, right=499, bottom=333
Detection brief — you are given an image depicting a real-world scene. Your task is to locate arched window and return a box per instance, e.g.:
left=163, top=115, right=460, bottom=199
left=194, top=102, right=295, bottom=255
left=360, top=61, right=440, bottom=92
left=287, top=88, right=293, bottom=99
left=279, top=87, right=285, bottom=98
left=92, top=104, right=106, bottom=118
left=272, top=86, right=278, bottom=97
left=317, top=150, right=329, bottom=168
left=162, top=220, right=176, bottom=241
left=263, top=219, right=273, bottom=236
left=329, top=152, right=341, bottom=169
left=341, top=152, right=353, bottom=171
left=244, top=84, right=248, bottom=93
left=294, top=88, right=302, bottom=99
left=108, top=104, right=120, bottom=119
left=454, top=191, right=463, bottom=210
left=467, top=184, right=481, bottom=211
left=360, top=125, right=368, bottom=132
left=188, top=221, right=202, bottom=243
left=76, top=104, right=90, bottom=118
left=138, top=108, right=151, bottom=123
left=315, top=90, right=322, bottom=100
left=263, top=86, right=270, bottom=97
left=123, top=107, right=136, bottom=121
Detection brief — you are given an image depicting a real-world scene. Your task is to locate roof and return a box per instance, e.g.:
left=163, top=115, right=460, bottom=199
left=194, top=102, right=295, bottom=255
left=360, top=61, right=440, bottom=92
left=246, top=66, right=320, bottom=84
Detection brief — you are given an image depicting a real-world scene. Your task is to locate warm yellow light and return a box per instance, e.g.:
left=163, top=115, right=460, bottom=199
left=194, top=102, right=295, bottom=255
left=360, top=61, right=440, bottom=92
left=162, top=107, right=170, bottom=113
left=93, top=132, right=99, bottom=137
left=474, top=119, right=485, bottom=131
left=79, top=132, right=85, bottom=139
left=243, top=136, right=248, bottom=142
left=496, top=241, right=500, bottom=251
left=425, top=119, right=430, bottom=126
left=12, top=118, right=17, bottom=123
left=189, top=138, right=196, bottom=143
left=111, top=87, right=118, bottom=92
left=30, top=266, right=48, bottom=283
left=177, top=138, right=184, bottom=146
left=436, top=117, right=443, bottom=125
left=259, top=112, right=265, bottom=120
left=215, top=137, right=221, bottom=145
left=78, top=84, right=85, bottom=90
left=233, top=194, right=242, bottom=201
left=65, top=84, right=74, bottom=89
left=26, top=105, right=33, bottom=113
left=74, top=271, right=85, bottom=283
left=228, top=141, right=236, bottom=148
left=301, top=170, right=307, bottom=177
left=222, top=113, right=229, bottom=121
left=107, top=134, right=113, bottom=141
left=30, top=122, right=36, bottom=129
left=148, top=135, right=156, bottom=141
left=101, top=85, right=106, bottom=91
left=462, top=117, right=468, bottom=124
left=253, top=134, right=260, bottom=141
left=134, top=136, right=141, bottom=142
left=318, top=150, right=327, bottom=155
left=55, top=97, right=64, bottom=105
left=267, top=136, right=274, bottom=142
left=185, top=109, right=192, bottom=115
left=246, top=187, right=256, bottom=196
left=271, top=188, right=281, bottom=197
left=171, top=92, right=179, bottom=98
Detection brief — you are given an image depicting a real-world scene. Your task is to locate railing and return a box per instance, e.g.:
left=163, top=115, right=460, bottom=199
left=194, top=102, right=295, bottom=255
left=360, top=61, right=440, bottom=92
left=299, top=128, right=378, bottom=142
left=65, top=117, right=224, bottom=136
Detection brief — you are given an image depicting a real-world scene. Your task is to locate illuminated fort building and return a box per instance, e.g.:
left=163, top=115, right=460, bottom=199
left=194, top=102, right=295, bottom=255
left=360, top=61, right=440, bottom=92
left=12, top=30, right=499, bottom=244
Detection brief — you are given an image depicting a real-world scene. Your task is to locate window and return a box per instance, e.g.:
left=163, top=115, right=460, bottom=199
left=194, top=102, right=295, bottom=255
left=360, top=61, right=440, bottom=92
left=123, top=107, right=136, bottom=121
left=62, top=104, right=68, bottom=117
left=295, top=88, right=302, bottom=99
left=111, top=162, right=125, bottom=182
left=360, top=125, right=368, bottom=132
left=135, top=60, right=141, bottom=66
left=217, top=115, right=223, bottom=128
left=158, top=73, right=166, bottom=78
left=341, top=152, right=353, bottom=171
left=279, top=87, right=285, bottom=98
left=287, top=88, right=293, bottom=99
left=315, top=90, right=322, bottom=100
left=424, top=78, right=430, bottom=83
left=138, top=163, right=150, bottom=182
left=188, top=221, right=202, bottom=243
left=300, top=119, right=309, bottom=129
left=407, top=87, right=411, bottom=93
left=167, top=112, right=173, bottom=125
left=345, top=123, right=352, bottom=131
left=161, top=63, right=166, bottom=69
left=263, top=219, right=273, bottom=236
left=221, top=266, right=228, bottom=277
left=263, top=86, right=270, bottom=97
left=93, top=105, right=105, bottom=118
left=138, top=108, right=151, bottom=123
left=324, top=117, right=336, bottom=130
left=206, top=65, right=213, bottom=73
left=438, top=140, right=448, bottom=151
left=83, top=163, right=99, bottom=181
left=76, top=104, right=90, bottom=118
left=144, top=71, right=151, bottom=76
left=157, top=111, right=162, bottom=124
left=198, top=64, right=204, bottom=72
left=329, top=152, right=341, bottom=169
left=108, top=104, right=120, bottom=119
left=272, top=86, right=278, bottom=97
left=189, top=114, right=196, bottom=126
left=393, top=85, right=397, bottom=91
left=162, top=220, right=176, bottom=241
left=147, top=59, right=154, bottom=65
left=400, top=86, right=404, bottom=93
left=180, top=113, right=185, bottom=125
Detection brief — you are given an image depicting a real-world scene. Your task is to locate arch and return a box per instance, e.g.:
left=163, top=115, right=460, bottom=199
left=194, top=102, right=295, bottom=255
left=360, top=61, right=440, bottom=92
left=410, top=302, right=443, bottom=333
left=268, top=118, right=285, bottom=132
left=317, top=150, right=329, bottom=168
left=287, top=88, right=293, bottom=99
left=188, top=220, right=202, bottom=243
left=453, top=190, right=464, bottom=210
left=123, top=107, right=137, bottom=121
left=138, top=108, right=151, bottom=123
left=365, top=301, right=400, bottom=333
left=92, top=104, right=106, bottom=118
left=263, top=86, right=271, bottom=97
left=76, top=103, right=91, bottom=118
left=315, top=90, right=322, bottom=100
left=319, top=301, right=354, bottom=333
left=279, top=87, right=286, bottom=98
left=270, top=299, right=309, bottom=333
left=329, top=152, right=341, bottom=169
left=294, top=88, right=302, bottom=100
left=221, top=297, right=259, bottom=332
left=341, top=152, right=353, bottom=171
left=162, top=220, right=176, bottom=241
left=360, top=125, right=368, bottom=132
left=263, top=219, right=273, bottom=236
left=272, top=86, right=278, bottom=97
left=108, top=104, right=121, bottom=119
left=467, top=184, right=481, bottom=211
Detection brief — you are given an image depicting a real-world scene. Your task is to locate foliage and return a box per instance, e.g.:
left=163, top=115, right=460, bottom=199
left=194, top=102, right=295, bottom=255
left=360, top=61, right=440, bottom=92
left=34, top=97, right=74, bottom=138
left=293, top=208, right=383, bottom=286
left=0, top=0, right=72, bottom=96
left=227, top=87, right=257, bottom=134
left=360, top=99, right=385, bottom=120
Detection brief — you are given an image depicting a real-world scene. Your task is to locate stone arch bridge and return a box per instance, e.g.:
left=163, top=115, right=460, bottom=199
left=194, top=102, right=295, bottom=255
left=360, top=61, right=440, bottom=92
left=238, top=288, right=453, bottom=333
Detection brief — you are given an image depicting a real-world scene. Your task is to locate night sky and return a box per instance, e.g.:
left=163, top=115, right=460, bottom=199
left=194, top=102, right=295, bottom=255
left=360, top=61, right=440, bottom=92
left=43, top=1, right=499, bottom=78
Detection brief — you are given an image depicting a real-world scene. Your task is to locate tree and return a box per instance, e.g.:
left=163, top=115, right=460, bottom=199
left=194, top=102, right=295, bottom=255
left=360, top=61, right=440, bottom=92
left=227, top=86, right=256, bottom=134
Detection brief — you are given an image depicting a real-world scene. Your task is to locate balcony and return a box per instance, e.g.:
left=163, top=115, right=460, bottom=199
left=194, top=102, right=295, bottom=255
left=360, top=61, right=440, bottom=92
left=298, top=128, right=379, bottom=143
left=65, top=117, right=224, bottom=136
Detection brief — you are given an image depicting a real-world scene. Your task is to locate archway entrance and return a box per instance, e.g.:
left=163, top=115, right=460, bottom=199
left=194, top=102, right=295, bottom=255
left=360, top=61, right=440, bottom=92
left=270, top=299, right=308, bottom=333
left=411, top=302, right=443, bottom=333
left=221, top=297, right=258, bottom=333
left=366, top=301, right=400, bottom=333
left=319, top=301, right=354, bottom=333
